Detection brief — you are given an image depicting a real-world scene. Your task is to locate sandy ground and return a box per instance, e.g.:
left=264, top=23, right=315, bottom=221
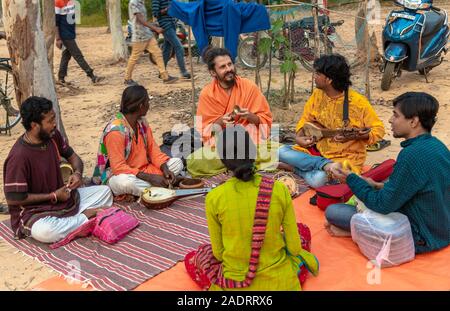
left=0, top=2, right=449, bottom=290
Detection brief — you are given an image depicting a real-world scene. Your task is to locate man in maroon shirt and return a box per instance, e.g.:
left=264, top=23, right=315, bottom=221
left=3, top=97, right=113, bottom=243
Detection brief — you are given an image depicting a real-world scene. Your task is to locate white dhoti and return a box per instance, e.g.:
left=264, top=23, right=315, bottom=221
left=108, top=158, right=183, bottom=196
left=30, top=185, right=113, bottom=243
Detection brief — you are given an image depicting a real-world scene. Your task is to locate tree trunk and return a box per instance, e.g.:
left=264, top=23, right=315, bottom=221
left=0, top=0, right=3, bottom=27
left=2, top=0, right=67, bottom=139
left=105, top=0, right=111, bottom=34
left=355, top=1, right=381, bottom=65
left=42, top=0, right=55, bottom=77
left=311, top=0, right=320, bottom=93
left=355, top=3, right=368, bottom=55
left=108, top=0, right=127, bottom=62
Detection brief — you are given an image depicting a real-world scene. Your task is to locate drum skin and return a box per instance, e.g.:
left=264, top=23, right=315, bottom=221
left=141, top=187, right=177, bottom=210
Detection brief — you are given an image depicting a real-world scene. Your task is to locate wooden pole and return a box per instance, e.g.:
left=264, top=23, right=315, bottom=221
left=255, top=0, right=263, bottom=89
left=255, top=32, right=261, bottom=89
left=364, top=0, right=371, bottom=100
left=311, top=0, right=320, bottom=93
left=188, top=26, right=196, bottom=120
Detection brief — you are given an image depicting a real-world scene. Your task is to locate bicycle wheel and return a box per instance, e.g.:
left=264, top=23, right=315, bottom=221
left=238, top=36, right=268, bottom=69
left=296, top=34, right=331, bottom=72
left=0, top=62, right=21, bottom=132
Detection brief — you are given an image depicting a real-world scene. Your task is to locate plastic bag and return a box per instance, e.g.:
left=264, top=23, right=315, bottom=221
left=350, top=209, right=415, bottom=268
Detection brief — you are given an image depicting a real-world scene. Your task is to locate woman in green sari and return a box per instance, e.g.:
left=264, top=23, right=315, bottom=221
left=193, top=125, right=318, bottom=291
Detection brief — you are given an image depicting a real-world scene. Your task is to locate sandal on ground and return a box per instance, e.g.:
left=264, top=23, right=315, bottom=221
left=56, top=79, right=73, bottom=87
left=367, top=139, right=391, bottom=152
left=91, top=76, right=105, bottom=84
left=0, top=203, right=9, bottom=214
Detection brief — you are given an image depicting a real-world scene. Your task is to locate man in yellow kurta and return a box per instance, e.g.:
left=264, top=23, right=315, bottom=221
left=279, top=54, right=385, bottom=184
left=186, top=47, right=273, bottom=177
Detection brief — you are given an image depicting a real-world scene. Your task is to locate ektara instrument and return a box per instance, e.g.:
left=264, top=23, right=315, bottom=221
left=141, top=187, right=211, bottom=210
left=302, top=121, right=371, bottom=141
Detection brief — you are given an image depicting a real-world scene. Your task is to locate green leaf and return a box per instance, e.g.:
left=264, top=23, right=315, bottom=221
left=271, top=19, right=284, bottom=34
left=280, top=59, right=297, bottom=74
left=258, top=38, right=272, bottom=54
left=274, top=35, right=287, bottom=44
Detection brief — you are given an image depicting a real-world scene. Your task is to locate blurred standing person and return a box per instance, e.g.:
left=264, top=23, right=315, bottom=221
left=125, top=0, right=178, bottom=85
left=55, top=0, right=105, bottom=85
left=152, top=0, right=192, bottom=80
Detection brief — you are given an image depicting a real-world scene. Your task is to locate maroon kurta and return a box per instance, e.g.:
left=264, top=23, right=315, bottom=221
left=3, top=130, right=80, bottom=239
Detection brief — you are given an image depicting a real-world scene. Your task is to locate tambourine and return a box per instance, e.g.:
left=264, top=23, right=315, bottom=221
left=273, top=172, right=301, bottom=198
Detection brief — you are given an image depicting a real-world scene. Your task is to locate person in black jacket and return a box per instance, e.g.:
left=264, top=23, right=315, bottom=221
left=55, top=0, right=104, bottom=85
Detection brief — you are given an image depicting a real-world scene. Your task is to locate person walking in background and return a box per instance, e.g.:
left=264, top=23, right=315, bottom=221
left=152, top=0, right=192, bottom=80
left=55, top=0, right=105, bottom=85
left=125, top=0, right=178, bottom=86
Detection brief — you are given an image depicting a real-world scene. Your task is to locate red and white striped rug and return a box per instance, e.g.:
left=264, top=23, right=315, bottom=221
left=0, top=173, right=309, bottom=291
left=0, top=196, right=209, bottom=291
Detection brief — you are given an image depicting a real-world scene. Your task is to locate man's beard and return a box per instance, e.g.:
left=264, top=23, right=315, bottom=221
left=219, top=71, right=236, bottom=88
left=38, top=128, right=54, bottom=142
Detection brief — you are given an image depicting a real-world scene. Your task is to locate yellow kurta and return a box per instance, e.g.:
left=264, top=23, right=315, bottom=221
left=206, top=174, right=303, bottom=291
left=294, top=88, right=385, bottom=173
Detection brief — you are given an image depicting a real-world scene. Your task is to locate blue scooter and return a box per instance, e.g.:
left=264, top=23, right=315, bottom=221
left=381, top=0, right=449, bottom=90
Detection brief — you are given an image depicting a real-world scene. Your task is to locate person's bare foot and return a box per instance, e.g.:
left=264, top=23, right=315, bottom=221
left=324, top=221, right=352, bottom=237
left=277, top=162, right=294, bottom=172
left=83, top=207, right=104, bottom=219
left=113, top=194, right=137, bottom=203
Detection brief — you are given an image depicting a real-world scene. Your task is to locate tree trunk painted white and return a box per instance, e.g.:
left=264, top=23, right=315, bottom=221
left=0, top=0, right=3, bottom=27
left=105, top=0, right=111, bottom=33
left=108, top=0, right=127, bottom=61
left=42, top=0, right=56, bottom=77
left=2, top=0, right=67, bottom=139
left=355, top=1, right=381, bottom=64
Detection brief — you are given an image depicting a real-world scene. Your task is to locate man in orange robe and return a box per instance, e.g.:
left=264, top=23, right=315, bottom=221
left=187, top=48, right=273, bottom=177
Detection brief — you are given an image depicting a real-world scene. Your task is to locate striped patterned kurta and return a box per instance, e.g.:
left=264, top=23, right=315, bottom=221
left=205, top=174, right=303, bottom=291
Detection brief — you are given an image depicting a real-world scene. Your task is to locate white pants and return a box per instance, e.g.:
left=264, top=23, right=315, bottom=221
left=108, top=158, right=184, bottom=196
left=31, top=186, right=113, bottom=243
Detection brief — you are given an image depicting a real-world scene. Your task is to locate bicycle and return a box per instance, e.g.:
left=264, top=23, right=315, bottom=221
left=238, top=15, right=344, bottom=72
left=0, top=32, right=20, bottom=135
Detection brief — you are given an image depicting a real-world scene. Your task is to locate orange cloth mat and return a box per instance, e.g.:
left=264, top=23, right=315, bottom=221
left=33, top=190, right=450, bottom=291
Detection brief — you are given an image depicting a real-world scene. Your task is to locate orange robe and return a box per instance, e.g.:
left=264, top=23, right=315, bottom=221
left=104, top=127, right=169, bottom=176
left=196, top=76, right=272, bottom=145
